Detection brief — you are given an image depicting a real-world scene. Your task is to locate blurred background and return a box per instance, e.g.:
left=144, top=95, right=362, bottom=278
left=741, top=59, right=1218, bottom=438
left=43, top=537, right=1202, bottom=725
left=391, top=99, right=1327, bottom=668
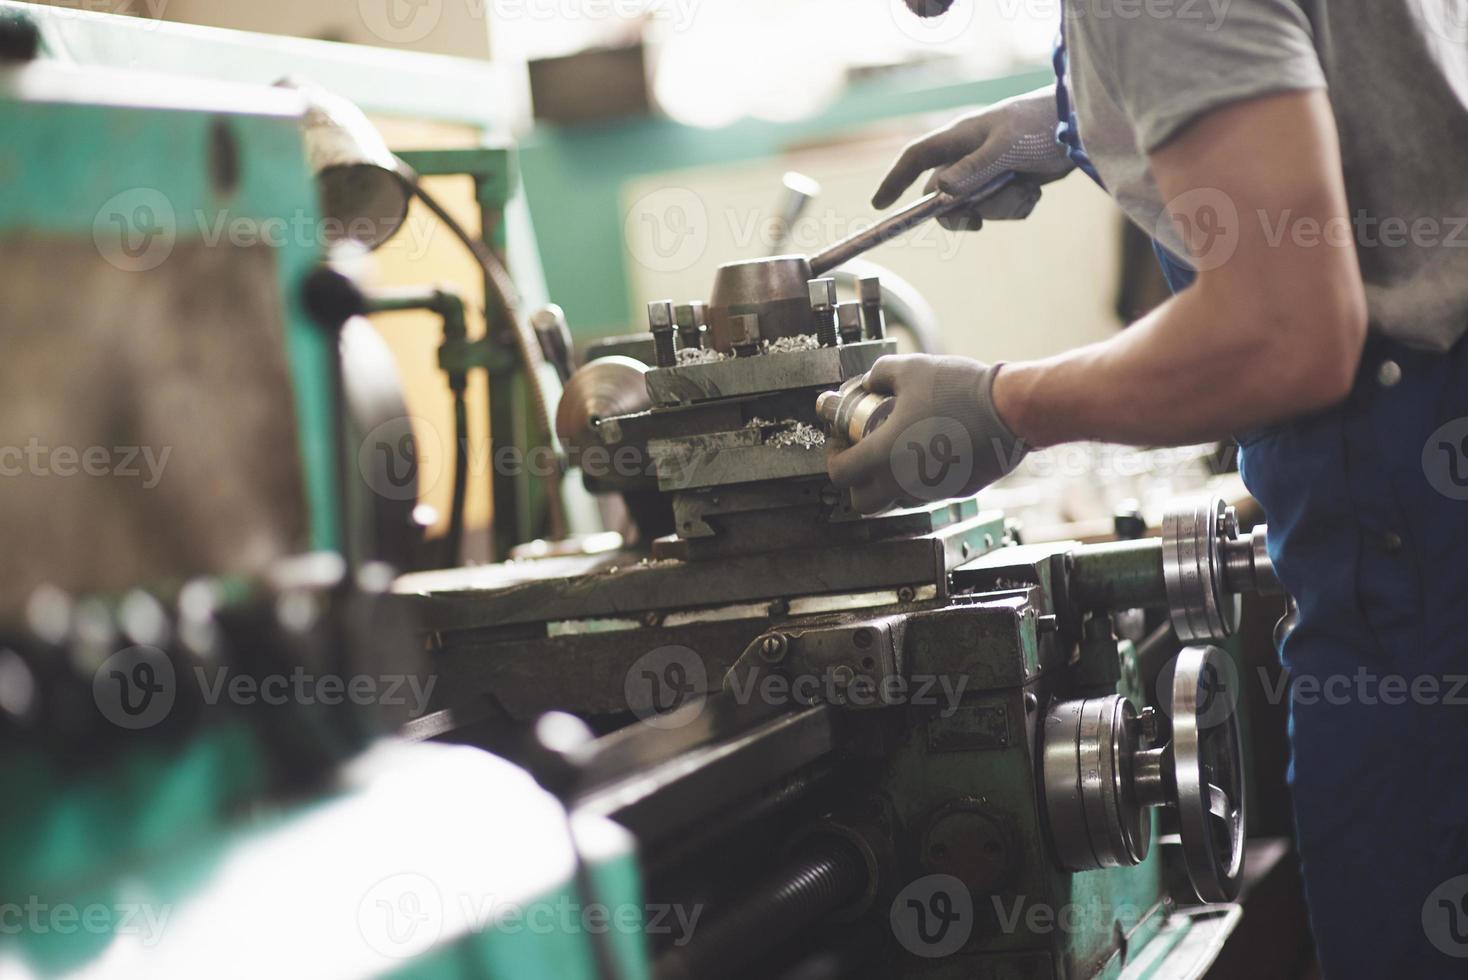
left=18, top=0, right=1176, bottom=549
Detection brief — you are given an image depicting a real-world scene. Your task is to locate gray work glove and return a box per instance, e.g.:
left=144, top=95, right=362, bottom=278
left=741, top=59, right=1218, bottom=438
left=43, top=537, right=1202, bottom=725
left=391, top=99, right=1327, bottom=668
left=826, top=355, right=1028, bottom=515
left=872, top=85, right=1074, bottom=231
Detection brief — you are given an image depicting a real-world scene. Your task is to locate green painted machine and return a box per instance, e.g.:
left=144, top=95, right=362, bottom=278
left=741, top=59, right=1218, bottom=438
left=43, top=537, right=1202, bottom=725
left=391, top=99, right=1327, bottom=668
left=0, top=3, right=1292, bottom=978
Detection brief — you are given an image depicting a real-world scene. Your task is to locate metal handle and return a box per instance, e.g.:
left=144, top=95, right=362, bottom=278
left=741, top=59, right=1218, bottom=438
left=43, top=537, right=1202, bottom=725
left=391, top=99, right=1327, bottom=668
left=808, top=172, right=1019, bottom=276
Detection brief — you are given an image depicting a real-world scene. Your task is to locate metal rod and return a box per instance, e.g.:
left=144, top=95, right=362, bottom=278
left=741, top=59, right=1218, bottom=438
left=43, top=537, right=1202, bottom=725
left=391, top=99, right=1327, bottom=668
left=808, top=172, right=1018, bottom=275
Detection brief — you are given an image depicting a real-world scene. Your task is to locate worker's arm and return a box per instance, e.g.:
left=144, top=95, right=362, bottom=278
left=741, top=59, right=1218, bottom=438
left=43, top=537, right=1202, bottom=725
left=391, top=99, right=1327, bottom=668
left=994, top=89, right=1368, bottom=448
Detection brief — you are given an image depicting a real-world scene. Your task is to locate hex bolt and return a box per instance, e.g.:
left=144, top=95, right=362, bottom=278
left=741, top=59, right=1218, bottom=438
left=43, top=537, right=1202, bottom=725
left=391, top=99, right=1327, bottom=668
left=731, top=313, right=763, bottom=357
left=648, top=300, right=677, bottom=367
left=674, top=302, right=707, bottom=350
left=808, top=278, right=838, bottom=347
left=837, top=302, right=863, bottom=345
left=859, top=277, right=886, bottom=340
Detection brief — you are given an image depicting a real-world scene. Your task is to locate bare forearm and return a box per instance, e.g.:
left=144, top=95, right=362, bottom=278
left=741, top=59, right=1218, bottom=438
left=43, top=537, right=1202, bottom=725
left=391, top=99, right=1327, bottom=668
left=994, top=275, right=1362, bottom=449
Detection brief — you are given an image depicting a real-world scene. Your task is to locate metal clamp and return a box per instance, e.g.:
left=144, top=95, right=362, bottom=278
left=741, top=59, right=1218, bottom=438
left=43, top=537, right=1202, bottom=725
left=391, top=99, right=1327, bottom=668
left=1042, top=646, right=1246, bottom=903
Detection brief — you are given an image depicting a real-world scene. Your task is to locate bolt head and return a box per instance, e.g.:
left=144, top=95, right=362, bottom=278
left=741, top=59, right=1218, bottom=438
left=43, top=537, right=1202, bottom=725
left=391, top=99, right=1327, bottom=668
left=807, top=277, right=837, bottom=310
left=647, top=300, right=675, bottom=331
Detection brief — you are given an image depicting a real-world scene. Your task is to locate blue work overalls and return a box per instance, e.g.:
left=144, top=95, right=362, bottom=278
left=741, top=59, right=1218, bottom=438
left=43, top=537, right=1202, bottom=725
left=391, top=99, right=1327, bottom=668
left=1054, top=22, right=1468, bottom=978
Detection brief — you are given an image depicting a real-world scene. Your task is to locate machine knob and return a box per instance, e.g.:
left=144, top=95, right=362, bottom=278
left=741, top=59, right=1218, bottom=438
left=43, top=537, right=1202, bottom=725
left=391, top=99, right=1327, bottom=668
left=1041, top=646, right=1246, bottom=904
left=816, top=376, right=896, bottom=445
left=1161, top=497, right=1280, bottom=643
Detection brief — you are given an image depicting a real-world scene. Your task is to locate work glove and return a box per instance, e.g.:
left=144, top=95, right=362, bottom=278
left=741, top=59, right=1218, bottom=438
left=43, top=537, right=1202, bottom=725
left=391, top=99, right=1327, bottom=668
left=826, top=355, right=1028, bottom=515
left=872, top=85, right=1074, bottom=231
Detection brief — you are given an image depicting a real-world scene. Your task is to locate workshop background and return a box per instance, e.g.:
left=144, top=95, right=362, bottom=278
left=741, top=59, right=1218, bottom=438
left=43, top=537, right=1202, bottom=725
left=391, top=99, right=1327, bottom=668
left=24, top=0, right=1147, bottom=553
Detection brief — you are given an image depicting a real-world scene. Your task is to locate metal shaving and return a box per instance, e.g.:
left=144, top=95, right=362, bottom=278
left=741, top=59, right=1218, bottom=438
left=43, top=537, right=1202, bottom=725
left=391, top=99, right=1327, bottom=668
left=746, top=417, right=826, bottom=450
left=676, top=347, right=729, bottom=365
left=761, top=333, right=820, bottom=354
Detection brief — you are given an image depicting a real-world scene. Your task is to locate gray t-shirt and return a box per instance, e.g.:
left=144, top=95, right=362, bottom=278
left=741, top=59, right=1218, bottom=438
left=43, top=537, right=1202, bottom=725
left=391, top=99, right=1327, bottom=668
left=1064, top=0, right=1468, bottom=351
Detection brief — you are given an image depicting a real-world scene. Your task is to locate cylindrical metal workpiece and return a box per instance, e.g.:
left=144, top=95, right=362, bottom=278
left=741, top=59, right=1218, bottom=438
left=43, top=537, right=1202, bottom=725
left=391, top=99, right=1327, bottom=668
left=1069, top=538, right=1168, bottom=612
left=648, top=299, right=677, bottom=367
left=816, top=379, right=896, bottom=444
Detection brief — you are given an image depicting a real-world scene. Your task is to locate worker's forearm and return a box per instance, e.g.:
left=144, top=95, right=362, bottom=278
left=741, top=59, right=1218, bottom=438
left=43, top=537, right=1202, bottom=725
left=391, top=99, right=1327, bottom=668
left=993, top=277, right=1361, bottom=449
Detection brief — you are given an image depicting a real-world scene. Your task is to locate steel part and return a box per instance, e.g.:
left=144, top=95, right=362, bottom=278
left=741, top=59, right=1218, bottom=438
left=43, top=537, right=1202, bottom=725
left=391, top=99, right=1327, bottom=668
left=554, top=356, right=651, bottom=453
left=577, top=703, right=837, bottom=847
left=1162, top=498, right=1242, bottom=642
left=858, top=277, right=886, bottom=341
left=674, top=301, right=708, bottom=351
left=730, top=313, right=762, bottom=357
left=809, top=277, right=838, bottom=347
left=766, top=171, right=822, bottom=256
left=653, top=834, right=868, bottom=980
left=1070, top=538, right=1167, bottom=612
left=648, top=299, right=677, bottom=368
left=645, top=339, right=890, bottom=407
left=397, top=509, right=1007, bottom=632
left=529, top=303, right=575, bottom=383
left=1171, top=645, right=1247, bottom=903
left=1042, top=694, right=1150, bottom=871
left=707, top=255, right=816, bottom=352
left=836, top=302, right=863, bottom=345
left=816, top=376, right=896, bottom=445
left=1219, top=525, right=1282, bottom=596
left=808, top=172, right=1018, bottom=275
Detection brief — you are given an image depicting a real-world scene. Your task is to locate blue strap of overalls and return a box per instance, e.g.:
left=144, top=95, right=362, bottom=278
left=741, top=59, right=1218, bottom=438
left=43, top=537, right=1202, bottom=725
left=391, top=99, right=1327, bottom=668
left=1053, top=11, right=1198, bottom=294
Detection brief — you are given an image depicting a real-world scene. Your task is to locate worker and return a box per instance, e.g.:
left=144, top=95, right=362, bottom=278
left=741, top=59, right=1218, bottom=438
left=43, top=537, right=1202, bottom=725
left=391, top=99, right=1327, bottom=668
left=830, top=1, right=1468, bottom=975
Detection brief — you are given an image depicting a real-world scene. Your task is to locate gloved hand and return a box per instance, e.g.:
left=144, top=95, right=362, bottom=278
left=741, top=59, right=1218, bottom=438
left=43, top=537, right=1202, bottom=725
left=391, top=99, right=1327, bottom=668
left=826, top=355, right=1028, bottom=514
left=872, top=85, right=1074, bottom=231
